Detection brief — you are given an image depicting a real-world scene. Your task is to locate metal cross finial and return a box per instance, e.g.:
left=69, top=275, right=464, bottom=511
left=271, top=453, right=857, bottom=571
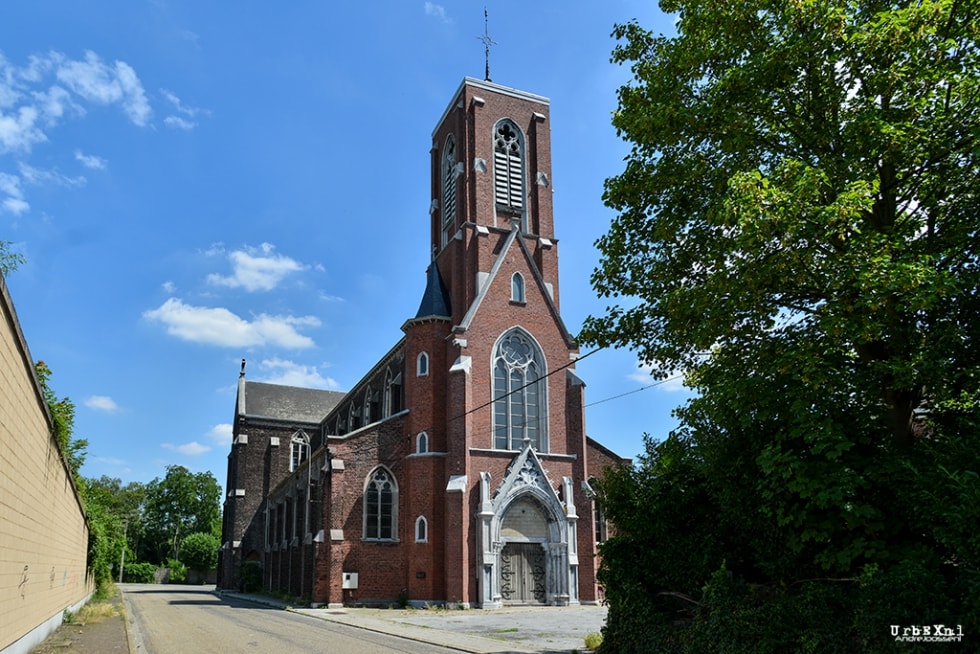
left=477, top=7, right=497, bottom=82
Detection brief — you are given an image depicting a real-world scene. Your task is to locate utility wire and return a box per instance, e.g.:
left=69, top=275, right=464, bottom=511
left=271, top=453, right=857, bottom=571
left=585, top=373, right=685, bottom=408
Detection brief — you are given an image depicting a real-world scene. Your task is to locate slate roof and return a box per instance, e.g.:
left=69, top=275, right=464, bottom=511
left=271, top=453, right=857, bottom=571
left=414, top=263, right=452, bottom=319
left=242, top=381, right=346, bottom=423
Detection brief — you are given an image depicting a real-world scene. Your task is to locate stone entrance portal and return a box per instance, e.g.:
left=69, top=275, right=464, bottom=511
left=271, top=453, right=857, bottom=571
left=476, top=443, right=581, bottom=608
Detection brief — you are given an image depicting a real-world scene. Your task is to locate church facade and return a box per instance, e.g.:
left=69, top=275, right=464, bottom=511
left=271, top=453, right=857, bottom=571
left=217, top=77, right=628, bottom=608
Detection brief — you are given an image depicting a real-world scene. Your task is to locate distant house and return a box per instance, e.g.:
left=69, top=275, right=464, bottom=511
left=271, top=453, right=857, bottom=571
left=217, top=77, right=629, bottom=608
left=1, top=274, right=92, bottom=654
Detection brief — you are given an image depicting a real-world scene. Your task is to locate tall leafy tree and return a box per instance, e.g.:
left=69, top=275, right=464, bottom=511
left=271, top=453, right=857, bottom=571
left=143, top=466, right=221, bottom=563
left=83, top=476, right=147, bottom=572
left=582, top=0, right=980, bottom=448
left=583, top=1, right=980, bottom=649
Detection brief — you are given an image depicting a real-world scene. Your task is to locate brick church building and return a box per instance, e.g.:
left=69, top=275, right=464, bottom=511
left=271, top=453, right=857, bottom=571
left=217, top=76, right=628, bottom=608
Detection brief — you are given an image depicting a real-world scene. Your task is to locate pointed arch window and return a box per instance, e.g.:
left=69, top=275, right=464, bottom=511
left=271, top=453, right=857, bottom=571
left=290, top=431, right=310, bottom=472
left=511, top=272, right=525, bottom=303
left=366, top=387, right=380, bottom=424
left=349, top=403, right=361, bottom=431
left=416, top=431, right=429, bottom=454
left=493, top=329, right=547, bottom=451
left=493, top=119, right=526, bottom=220
left=442, top=135, right=458, bottom=248
left=417, top=351, right=429, bottom=377
left=364, top=467, right=397, bottom=540
left=415, top=516, right=428, bottom=543
left=383, top=369, right=403, bottom=417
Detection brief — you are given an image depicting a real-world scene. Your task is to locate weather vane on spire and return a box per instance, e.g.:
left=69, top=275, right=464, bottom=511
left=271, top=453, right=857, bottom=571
left=477, top=7, right=497, bottom=82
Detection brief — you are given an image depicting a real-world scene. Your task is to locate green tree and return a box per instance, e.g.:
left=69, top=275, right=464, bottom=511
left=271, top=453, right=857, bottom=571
left=1, top=240, right=26, bottom=276
left=83, top=476, right=147, bottom=575
left=79, top=488, right=126, bottom=593
left=35, top=361, right=88, bottom=482
left=582, top=0, right=980, bottom=449
left=180, top=532, right=220, bottom=572
left=583, top=0, right=980, bottom=649
left=143, top=466, right=221, bottom=563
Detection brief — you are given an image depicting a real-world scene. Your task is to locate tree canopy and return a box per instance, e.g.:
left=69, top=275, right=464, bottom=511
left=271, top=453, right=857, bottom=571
left=583, top=0, right=979, bottom=650
left=582, top=0, right=979, bottom=448
left=1, top=240, right=25, bottom=276
left=143, top=465, right=221, bottom=563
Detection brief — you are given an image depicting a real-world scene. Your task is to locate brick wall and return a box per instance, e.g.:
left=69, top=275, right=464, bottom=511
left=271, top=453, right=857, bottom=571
left=0, top=275, right=92, bottom=652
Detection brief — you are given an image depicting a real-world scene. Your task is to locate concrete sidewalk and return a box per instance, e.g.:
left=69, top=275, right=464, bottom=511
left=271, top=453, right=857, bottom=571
left=217, top=591, right=607, bottom=653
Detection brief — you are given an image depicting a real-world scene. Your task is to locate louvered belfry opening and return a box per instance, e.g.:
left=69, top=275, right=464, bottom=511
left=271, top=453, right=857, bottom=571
left=493, top=119, right=525, bottom=214
left=442, top=135, right=457, bottom=248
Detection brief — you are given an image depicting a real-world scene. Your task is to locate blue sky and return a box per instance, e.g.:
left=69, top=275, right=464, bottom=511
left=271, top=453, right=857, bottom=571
left=2, top=1, right=684, bottom=491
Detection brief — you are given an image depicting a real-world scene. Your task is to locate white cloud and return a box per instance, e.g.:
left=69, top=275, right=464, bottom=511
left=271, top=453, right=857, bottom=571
left=55, top=51, right=151, bottom=126
left=160, top=88, right=208, bottom=131
left=75, top=149, right=106, bottom=170
left=162, top=441, right=211, bottom=456
left=205, top=423, right=233, bottom=445
left=424, top=2, right=452, bottom=23
left=0, top=50, right=164, bottom=217
left=2, top=196, right=29, bottom=215
left=161, top=280, right=176, bottom=294
left=0, top=105, right=45, bottom=152
left=256, top=358, right=341, bottom=389
left=143, top=297, right=319, bottom=348
left=33, top=85, right=78, bottom=124
left=18, top=162, right=85, bottom=188
left=207, top=243, right=307, bottom=292
left=0, top=172, right=29, bottom=215
left=164, top=115, right=195, bottom=130
left=629, top=361, right=687, bottom=392
left=85, top=395, right=120, bottom=412
left=1, top=161, right=85, bottom=218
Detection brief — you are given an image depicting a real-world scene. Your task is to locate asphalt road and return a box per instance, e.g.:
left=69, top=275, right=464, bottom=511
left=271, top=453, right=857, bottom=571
left=121, top=584, right=458, bottom=654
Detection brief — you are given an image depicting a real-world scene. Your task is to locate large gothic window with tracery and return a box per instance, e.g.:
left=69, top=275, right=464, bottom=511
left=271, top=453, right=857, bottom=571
left=364, top=467, right=397, bottom=540
left=442, top=135, right=457, bottom=248
left=493, top=119, right=525, bottom=221
left=493, top=329, right=547, bottom=451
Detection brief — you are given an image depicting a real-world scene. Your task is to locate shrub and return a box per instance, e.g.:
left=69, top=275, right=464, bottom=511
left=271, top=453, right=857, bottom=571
left=165, top=558, right=186, bottom=583
left=181, top=532, right=220, bottom=571
left=123, top=562, right=157, bottom=583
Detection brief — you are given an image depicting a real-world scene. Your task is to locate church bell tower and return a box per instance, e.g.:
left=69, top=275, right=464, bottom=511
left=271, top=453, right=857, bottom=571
left=428, top=78, right=561, bottom=325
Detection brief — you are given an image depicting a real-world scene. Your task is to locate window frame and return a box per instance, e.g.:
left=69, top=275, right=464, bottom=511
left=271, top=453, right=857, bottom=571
left=492, top=118, right=527, bottom=227
left=363, top=466, right=398, bottom=541
left=289, top=430, right=310, bottom=472
left=511, top=272, right=526, bottom=303
left=491, top=328, right=548, bottom=452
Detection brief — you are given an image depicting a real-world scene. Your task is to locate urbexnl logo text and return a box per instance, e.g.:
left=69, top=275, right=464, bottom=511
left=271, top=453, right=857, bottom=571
left=892, top=624, right=964, bottom=643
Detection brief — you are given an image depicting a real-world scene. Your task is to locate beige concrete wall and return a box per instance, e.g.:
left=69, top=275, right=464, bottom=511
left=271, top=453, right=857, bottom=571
left=0, top=274, right=92, bottom=653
